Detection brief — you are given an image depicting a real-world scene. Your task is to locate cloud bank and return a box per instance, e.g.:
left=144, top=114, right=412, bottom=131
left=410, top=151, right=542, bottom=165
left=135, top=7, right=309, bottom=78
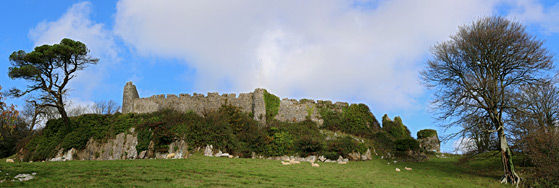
left=505, top=0, right=559, bottom=34
left=114, top=0, right=498, bottom=111
left=29, top=2, right=118, bottom=100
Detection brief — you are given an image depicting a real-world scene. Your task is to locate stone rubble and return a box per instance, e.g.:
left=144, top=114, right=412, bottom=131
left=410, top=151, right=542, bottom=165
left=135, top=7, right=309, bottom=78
left=14, top=173, right=35, bottom=182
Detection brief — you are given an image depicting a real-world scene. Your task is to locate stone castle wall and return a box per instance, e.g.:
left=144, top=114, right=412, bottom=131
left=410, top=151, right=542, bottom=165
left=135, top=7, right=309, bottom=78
left=122, top=82, right=351, bottom=125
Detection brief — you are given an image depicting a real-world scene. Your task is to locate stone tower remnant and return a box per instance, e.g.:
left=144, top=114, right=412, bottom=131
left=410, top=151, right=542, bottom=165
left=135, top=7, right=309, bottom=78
left=122, top=81, right=139, bottom=114
left=417, top=129, right=440, bottom=152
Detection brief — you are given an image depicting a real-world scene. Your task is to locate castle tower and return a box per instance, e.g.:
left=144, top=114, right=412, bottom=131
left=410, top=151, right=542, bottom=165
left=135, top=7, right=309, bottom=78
left=252, top=88, right=267, bottom=124
left=122, top=82, right=139, bottom=114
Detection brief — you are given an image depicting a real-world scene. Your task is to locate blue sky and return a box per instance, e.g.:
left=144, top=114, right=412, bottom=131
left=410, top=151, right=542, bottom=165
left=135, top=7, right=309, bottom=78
left=1, top=0, right=558, bottom=153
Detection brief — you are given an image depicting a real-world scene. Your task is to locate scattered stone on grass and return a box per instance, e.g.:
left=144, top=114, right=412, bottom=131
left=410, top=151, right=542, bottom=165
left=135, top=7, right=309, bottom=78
left=14, top=173, right=34, bottom=182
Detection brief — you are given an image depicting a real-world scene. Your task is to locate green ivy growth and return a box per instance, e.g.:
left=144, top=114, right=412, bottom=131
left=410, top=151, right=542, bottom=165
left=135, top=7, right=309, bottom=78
left=263, top=89, right=280, bottom=123
left=417, top=129, right=438, bottom=139
left=382, top=114, right=412, bottom=141
left=305, top=105, right=315, bottom=120
left=320, top=103, right=380, bottom=138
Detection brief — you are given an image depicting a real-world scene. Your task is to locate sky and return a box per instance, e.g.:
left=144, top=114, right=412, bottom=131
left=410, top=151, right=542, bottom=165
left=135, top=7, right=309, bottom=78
left=1, top=0, right=558, bottom=153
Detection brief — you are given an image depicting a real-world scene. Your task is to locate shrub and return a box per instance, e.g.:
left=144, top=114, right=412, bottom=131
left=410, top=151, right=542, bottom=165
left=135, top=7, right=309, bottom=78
left=356, top=142, right=368, bottom=154
left=297, top=135, right=324, bottom=157
left=0, top=119, right=30, bottom=158
left=202, top=112, right=237, bottom=152
left=269, top=119, right=325, bottom=157
left=373, top=131, right=393, bottom=151
left=264, top=127, right=294, bottom=156
left=395, top=138, right=420, bottom=152
left=323, top=151, right=339, bottom=160
left=320, top=103, right=380, bottom=138
left=319, top=108, right=343, bottom=131
left=382, top=115, right=411, bottom=140
left=327, top=136, right=358, bottom=158
left=24, top=118, right=67, bottom=161
left=342, top=104, right=380, bottom=136
left=61, top=127, right=90, bottom=150
left=524, top=127, right=559, bottom=186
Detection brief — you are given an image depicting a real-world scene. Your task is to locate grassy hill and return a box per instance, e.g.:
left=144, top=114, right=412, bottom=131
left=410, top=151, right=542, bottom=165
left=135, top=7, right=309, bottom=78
left=2, top=103, right=512, bottom=187
left=0, top=154, right=508, bottom=187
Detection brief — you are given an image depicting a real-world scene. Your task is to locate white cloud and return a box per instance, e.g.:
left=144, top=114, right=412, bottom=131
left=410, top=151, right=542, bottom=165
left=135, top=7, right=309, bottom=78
left=505, top=0, right=559, bottom=34
left=29, top=1, right=118, bottom=100
left=114, top=0, right=498, bottom=111
left=453, top=137, right=478, bottom=154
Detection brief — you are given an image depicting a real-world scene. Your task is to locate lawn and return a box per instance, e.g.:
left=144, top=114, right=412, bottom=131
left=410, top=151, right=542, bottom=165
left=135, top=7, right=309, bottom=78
left=0, top=154, right=509, bottom=187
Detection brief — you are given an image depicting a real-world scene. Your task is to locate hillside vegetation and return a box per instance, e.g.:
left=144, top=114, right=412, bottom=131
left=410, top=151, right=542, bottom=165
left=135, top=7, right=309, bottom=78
left=20, top=103, right=422, bottom=162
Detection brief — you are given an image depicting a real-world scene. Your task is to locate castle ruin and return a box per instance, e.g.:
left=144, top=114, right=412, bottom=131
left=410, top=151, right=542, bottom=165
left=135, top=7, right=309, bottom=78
left=122, top=82, right=351, bottom=125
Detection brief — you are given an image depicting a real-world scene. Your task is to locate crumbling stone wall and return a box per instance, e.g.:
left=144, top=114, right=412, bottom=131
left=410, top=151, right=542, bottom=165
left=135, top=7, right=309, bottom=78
left=275, top=99, right=349, bottom=126
left=123, top=82, right=257, bottom=118
left=122, top=82, right=356, bottom=125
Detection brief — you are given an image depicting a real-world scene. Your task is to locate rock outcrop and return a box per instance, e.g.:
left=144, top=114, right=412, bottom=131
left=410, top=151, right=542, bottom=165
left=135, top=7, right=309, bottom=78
left=48, top=128, right=189, bottom=161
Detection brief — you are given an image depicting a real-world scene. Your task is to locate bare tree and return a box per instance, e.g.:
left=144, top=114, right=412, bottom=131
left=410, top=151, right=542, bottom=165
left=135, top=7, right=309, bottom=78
left=509, top=81, right=559, bottom=149
left=21, top=100, right=47, bottom=133
left=460, top=113, right=497, bottom=154
left=67, top=103, right=90, bottom=117
left=421, top=16, right=554, bottom=185
left=90, top=100, right=121, bottom=114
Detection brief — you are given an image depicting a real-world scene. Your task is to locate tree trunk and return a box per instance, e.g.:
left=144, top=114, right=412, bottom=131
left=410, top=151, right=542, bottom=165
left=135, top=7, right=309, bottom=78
left=498, top=128, right=520, bottom=185
left=58, top=107, right=70, bottom=127
left=28, top=110, right=38, bottom=134
left=56, top=95, right=70, bottom=127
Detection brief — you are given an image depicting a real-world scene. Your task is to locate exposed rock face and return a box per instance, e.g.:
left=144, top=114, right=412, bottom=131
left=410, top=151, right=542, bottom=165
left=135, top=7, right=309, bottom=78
left=347, top=149, right=373, bottom=161
left=47, top=128, right=190, bottom=161
left=204, top=145, right=214, bottom=156
left=169, top=140, right=189, bottom=159
left=138, top=151, right=147, bottom=159
left=50, top=128, right=138, bottom=161
left=417, top=129, right=440, bottom=152
left=361, top=149, right=372, bottom=160
left=348, top=152, right=360, bottom=161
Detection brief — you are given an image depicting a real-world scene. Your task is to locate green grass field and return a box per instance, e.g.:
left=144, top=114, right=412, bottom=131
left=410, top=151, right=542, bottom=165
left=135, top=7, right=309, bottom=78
left=0, top=154, right=509, bottom=187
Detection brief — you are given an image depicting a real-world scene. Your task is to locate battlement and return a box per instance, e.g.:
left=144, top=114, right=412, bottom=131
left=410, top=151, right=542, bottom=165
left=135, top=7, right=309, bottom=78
left=122, top=82, right=356, bottom=125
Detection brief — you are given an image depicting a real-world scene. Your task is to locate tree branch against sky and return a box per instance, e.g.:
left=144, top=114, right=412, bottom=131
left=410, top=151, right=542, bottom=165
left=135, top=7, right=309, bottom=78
left=421, top=16, right=554, bottom=185
left=8, top=38, right=98, bottom=126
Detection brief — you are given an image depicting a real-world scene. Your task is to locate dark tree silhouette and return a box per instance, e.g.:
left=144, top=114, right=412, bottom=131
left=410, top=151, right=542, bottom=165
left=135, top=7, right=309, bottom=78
left=421, top=16, right=554, bottom=185
left=8, top=38, right=98, bottom=126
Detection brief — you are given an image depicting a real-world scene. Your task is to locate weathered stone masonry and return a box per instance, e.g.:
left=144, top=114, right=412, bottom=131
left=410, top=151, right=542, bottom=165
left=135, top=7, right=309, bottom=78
left=122, top=82, right=350, bottom=125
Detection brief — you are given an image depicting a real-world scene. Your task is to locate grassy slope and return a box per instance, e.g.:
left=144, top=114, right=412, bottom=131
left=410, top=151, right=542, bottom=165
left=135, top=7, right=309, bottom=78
left=0, top=154, right=509, bottom=188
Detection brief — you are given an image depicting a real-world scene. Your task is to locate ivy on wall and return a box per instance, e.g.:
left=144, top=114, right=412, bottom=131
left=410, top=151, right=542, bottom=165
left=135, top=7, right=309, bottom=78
left=263, top=90, right=280, bottom=123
